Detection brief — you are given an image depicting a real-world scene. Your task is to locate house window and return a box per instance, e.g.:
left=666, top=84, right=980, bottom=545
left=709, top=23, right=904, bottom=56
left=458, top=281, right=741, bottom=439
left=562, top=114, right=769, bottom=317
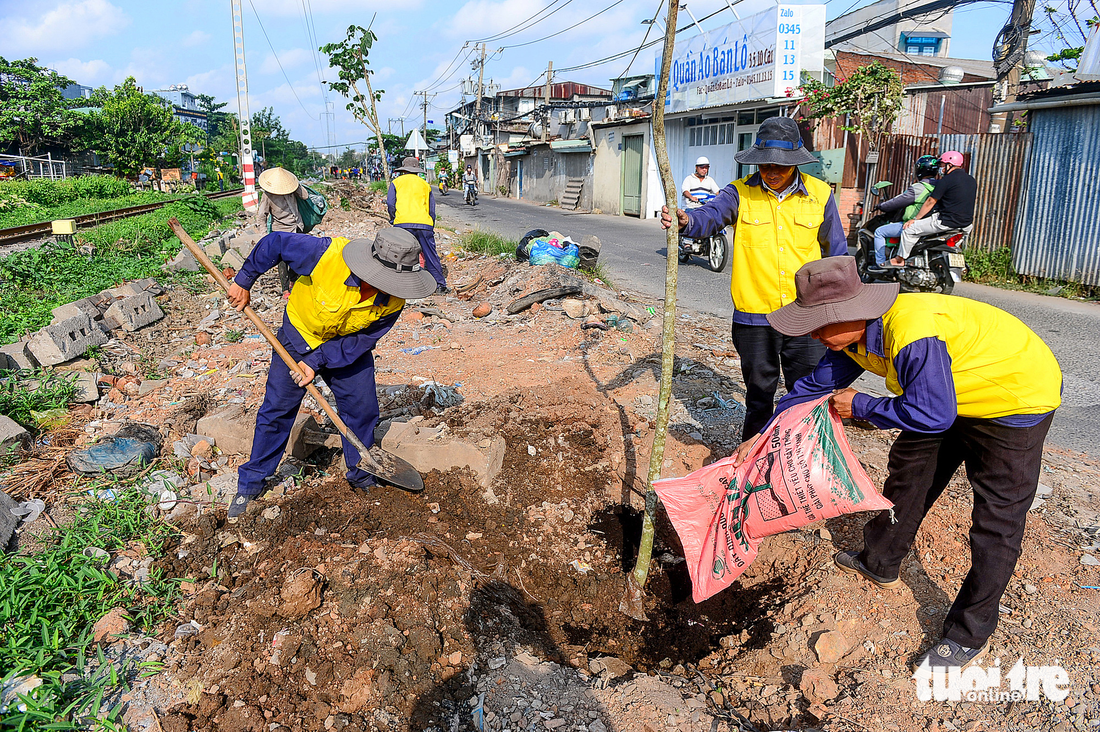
left=902, top=35, right=943, bottom=57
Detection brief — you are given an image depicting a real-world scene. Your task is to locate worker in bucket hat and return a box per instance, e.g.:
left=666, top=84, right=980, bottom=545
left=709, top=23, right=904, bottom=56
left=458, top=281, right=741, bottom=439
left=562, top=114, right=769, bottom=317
left=661, top=116, right=848, bottom=441
left=736, top=256, right=1061, bottom=671
left=224, top=227, right=436, bottom=522
left=388, top=156, right=448, bottom=294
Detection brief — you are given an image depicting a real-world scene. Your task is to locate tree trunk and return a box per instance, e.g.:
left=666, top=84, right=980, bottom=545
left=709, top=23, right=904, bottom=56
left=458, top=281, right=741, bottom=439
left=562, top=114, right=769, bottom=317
left=620, top=0, right=681, bottom=621
left=359, top=57, right=390, bottom=182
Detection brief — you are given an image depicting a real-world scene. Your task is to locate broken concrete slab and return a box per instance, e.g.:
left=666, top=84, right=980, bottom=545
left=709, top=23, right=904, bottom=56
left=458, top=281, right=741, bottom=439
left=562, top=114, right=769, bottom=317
left=51, top=297, right=104, bottom=324
left=0, top=342, right=38, bottom=370
left=0, top=491, right=21, bottom=551
left=284, top=413, right=332, bottom=460
left=0, top=415, right=31, bottom=455
left=221, top=248, right=246, bottom=271
left=102, top=292, right=165, bottom=332
left=137, top=379, right=167, bottom=397
left=70, top=372, right=100, bottom=403
left=26, top=313, right=108, bottom=367
left=164, top=248, right=200, bottom=272
left=204, top=238, right=227, bottom=258
left=196, top=404, right=255, bottom=456
left=381, top=419, right=504, bottom=488
left=191, top=473, right=237, bottom=504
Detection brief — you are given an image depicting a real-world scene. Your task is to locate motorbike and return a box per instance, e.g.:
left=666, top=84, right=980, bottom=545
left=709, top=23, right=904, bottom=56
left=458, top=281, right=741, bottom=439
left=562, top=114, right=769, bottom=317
left=677, top=192, right=728, bottom=272
left=464, top=181, right=478, bottom=206
left=438, top=177, right=448, bottom=196
left=855, top=182, right=968, bottom=295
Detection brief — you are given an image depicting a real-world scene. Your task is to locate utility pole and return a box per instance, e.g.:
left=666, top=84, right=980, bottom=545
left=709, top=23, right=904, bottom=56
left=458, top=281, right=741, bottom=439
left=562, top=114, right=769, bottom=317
left=419, top=90, right=436, bottom=143
left=990, top=0, right=1037, bottom=132
left=542, top=61, right=553, bottom=142
left=230, top=0, right=257, bottom=211
left=474, top=43, right=486, bottom=143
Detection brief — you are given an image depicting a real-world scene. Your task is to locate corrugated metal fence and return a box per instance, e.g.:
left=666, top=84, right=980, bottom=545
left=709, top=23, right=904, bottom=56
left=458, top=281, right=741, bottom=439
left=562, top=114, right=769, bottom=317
left=1012, top=104, right=1100, bottom=286
left=874, top=132, right=1033, bottom=252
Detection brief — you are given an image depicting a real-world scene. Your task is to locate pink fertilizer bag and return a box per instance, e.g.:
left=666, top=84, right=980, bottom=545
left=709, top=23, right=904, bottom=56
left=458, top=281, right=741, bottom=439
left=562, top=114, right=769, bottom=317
left=654, top=396, right=893, bottom=602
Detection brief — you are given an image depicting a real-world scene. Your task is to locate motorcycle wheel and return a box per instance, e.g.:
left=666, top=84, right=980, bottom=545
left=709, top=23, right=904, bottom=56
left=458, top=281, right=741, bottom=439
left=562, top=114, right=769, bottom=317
left=708, top=234, right=729, bottom=272
left=930, top=257, right=954, bottom=295
left=854, top=247, right=869, bottom=280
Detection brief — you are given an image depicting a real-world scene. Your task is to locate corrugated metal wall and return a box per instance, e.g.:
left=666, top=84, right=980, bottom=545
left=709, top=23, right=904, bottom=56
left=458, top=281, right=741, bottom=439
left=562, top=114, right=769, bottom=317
left=1013, top=105, right=1100, bottom=285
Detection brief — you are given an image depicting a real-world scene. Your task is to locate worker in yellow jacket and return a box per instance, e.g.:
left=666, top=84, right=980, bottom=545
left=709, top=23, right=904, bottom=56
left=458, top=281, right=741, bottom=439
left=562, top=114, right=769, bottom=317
left=387, top=156, right=447, bottom=294
left=742, top=256, right=1061, bottom=671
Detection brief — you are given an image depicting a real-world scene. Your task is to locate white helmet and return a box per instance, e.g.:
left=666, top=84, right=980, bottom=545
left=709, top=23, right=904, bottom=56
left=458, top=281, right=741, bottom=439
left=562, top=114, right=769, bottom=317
left=695, top=156, right=711, bottom=167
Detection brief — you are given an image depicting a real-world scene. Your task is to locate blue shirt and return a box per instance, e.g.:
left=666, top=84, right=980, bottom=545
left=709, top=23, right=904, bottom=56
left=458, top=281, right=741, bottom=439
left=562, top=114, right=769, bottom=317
left=233, top=231, right=401, bottom=371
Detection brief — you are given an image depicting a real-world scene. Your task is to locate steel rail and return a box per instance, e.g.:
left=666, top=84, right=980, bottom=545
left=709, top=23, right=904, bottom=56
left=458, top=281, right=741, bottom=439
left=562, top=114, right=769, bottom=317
left=0, top=189, right=245, bottom=247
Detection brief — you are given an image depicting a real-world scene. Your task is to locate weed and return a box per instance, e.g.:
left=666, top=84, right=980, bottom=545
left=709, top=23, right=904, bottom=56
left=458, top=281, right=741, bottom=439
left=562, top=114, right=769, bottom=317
left=964, top=246, right=1099, bottom=300
left=0, top=192, right=172, bottom=230
left=458, top=230, right=517, bottom=256
left=136, top=353, right=164, bottom=380
left=224, top=328, right=244, bottom=343
left=0, top=369, right=79, bottom=429
left=340, top=196, right=351, bottom=211
left=368, top=180, right=387, bottom=194
left=579, top=262, right=613, bottom=288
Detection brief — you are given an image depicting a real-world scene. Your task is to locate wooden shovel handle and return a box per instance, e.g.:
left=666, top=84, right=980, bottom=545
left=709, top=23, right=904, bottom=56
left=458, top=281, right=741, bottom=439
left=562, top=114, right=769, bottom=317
left=167, top=218, right=370, bottom=457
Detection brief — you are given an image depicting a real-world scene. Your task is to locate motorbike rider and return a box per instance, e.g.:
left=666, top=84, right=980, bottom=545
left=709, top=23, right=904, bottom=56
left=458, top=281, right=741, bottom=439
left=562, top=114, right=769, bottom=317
left=682, top=156, right=720, bottom=208
left=889, top=151, right=976, bottom=267
left=463, top=165, right=478, bottom=198
left=869, top=155, right=940, bottom=270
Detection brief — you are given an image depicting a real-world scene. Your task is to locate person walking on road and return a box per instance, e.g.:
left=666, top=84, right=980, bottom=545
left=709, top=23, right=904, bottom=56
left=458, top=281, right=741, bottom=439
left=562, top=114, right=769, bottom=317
left=224, top=227, right=437, bottom=521
left=388, top=156, right=448, bottom=294
left=256, top=167, right=310, bottom=297
left=661, top=116, right=848, bottom=440
left=889, top=151, right=976, bottom=267
left=738, top=256, right=1061, bottom=670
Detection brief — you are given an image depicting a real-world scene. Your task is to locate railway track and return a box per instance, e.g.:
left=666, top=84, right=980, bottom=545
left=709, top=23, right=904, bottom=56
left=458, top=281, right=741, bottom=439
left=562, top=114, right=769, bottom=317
left=0, top=189, right=244, bottom=247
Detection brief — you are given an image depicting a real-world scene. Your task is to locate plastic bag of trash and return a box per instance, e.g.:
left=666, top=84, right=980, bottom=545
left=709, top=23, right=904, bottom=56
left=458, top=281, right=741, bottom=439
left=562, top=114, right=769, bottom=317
left=654, top=396, right=892, bottom=602
left=527, top=233, right=580, bottom=269
left=66, top=422, right=162, bottom=477
left=516, top=228, right=549, bottom=262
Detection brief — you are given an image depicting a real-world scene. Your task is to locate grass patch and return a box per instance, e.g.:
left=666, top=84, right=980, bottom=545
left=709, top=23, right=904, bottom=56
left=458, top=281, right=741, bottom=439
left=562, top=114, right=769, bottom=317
left=457, top=229, right=517, bottom=256
left=367, top=180, right=387, bottom=194
left=0, top=482, right=182, bottom=731
left=0, top=196, right=242, bottom=344
left=579, top=261, right=613, bottom=289
left=0, top=192, right=174, bottom=230
left=0, top=369, right=79, bottom=429
left=964, top=246, right=1099, bottom=300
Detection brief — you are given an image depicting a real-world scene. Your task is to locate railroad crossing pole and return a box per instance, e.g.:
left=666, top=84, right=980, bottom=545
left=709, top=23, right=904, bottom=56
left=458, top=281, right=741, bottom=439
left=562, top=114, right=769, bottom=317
left=231, top=0, right=258, bottom=211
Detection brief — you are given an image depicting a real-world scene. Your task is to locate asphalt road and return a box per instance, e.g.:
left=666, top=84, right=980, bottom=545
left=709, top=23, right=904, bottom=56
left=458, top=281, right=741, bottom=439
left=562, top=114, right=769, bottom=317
left=437, top=194, right=1100, bottom=457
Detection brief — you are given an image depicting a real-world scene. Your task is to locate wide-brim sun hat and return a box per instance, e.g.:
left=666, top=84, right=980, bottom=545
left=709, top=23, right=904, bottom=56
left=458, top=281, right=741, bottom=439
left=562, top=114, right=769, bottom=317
left=342, top=227, right=437, bottom=300
left=396, top=156, right=425, bottom=174
left=257, top=167, right=300, bottom=195
left=767, top=257, right=899, bottom=337
left=733, top=117, right=818, bottom=167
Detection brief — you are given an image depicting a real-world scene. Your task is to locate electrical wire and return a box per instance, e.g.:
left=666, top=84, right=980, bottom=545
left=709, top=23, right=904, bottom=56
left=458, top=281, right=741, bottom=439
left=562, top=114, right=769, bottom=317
left=618, top=0, right=665, bottom=78
left=500, top=0, right=627, bottom=49
left=247, top=0, right=315, bottom=119
left=469, top=0, right=574, bottom=43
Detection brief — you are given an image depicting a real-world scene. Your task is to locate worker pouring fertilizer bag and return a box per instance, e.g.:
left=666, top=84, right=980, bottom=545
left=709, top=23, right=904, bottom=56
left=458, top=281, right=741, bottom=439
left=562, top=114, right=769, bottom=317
left=735, top=256, right=1061, bottom=670
left=224, top=227, right=437, bottom=522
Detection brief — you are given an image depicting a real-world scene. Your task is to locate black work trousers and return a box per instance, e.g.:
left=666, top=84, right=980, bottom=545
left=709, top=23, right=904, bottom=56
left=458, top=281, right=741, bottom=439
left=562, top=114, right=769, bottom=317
left=858, top=414, right=1053, bottom=648
left=731, top=322, right=825, bottom=441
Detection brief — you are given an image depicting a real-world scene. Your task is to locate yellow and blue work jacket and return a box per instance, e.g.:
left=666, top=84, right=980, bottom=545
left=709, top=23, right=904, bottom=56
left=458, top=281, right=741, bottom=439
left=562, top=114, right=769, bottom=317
left=682, top=171, right=848, bottom=325
left=234, top=232, right=404, bottom=369
left=387, top=173, right=435, bottom=229
left=768, top=293, right=1062, bottom=433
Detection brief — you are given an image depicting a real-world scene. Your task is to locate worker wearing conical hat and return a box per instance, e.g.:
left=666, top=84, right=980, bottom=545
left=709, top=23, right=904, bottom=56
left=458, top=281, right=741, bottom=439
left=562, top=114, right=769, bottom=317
left=257, top=167, right=309, bottom=295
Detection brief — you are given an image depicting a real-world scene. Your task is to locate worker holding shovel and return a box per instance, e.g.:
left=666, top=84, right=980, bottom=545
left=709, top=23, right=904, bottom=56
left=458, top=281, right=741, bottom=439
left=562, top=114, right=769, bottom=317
left=224, top=227, right=437, bottom=521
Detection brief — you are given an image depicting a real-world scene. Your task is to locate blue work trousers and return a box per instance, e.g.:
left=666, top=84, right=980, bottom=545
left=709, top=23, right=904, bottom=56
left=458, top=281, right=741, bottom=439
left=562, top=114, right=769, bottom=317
left=399, top=225, right=446, bottom=288
left=874, top=221, right=904, bottom=266
left=237, top=334, right=378, bottom=495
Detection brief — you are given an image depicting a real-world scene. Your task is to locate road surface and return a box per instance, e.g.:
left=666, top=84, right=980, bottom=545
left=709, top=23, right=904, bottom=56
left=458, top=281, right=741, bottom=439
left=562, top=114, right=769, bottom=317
left=437, top=194, right=1100, bottom=457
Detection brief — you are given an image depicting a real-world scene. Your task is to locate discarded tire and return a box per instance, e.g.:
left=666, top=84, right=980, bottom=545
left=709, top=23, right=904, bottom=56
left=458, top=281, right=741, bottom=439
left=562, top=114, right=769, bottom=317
left=516, top=229, right=549, bottom=262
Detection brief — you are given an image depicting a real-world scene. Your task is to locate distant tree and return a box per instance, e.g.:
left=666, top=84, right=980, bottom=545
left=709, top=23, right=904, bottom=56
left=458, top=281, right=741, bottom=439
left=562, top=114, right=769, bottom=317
left=0, top=57, right=83, bottom=155
left=320, top=24, right=390, bottom=180
left=195, top=93, right=230, bottom=139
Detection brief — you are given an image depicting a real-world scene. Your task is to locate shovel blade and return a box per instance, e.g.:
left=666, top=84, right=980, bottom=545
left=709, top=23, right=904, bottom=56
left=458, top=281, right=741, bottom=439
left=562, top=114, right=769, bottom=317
left=361, top=448, right=424, bottom=493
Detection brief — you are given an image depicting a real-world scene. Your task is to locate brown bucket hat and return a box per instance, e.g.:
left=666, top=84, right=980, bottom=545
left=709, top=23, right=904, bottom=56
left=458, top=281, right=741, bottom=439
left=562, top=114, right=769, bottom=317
left=767, top=257, right=899, bottom=336
left=342, top=227, right=436, bottom=300
left=395, top=156, right=425, bottom=174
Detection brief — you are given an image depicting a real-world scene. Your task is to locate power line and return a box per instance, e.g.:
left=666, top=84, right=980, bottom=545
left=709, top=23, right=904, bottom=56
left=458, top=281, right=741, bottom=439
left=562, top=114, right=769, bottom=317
left=619, top=0, right=665, bottom=78
left=501, top=0, right=627, bottom=49
left=247, top=0, right=315, bottom=119
left=469, top=0, right=573, bottom=43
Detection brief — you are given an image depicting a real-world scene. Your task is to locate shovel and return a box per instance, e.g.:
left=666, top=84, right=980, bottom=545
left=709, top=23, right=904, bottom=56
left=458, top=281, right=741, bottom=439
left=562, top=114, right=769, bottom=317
left=168, top=218, right=424, bottom=492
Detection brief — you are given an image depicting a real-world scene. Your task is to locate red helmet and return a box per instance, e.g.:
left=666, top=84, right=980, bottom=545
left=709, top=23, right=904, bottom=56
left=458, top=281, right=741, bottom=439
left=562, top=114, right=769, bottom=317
left=940, top=151, right=964, bottom=167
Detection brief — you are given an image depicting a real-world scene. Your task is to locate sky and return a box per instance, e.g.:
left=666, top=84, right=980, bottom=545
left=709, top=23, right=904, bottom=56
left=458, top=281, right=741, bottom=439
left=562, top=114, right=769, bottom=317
left=0, top=0, right=1082, bottom=152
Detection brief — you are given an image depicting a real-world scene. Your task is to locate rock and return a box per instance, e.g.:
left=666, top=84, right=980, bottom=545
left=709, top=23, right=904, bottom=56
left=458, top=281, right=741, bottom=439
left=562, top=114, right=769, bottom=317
left=138, top=379, right=167, bottom=397
left=278, top=570, right=323, bottom=619
left=0, top=491, right=22, bottom=551
left=192, top=473, right=237, bottom=504
left=380, top=420, right=504, bottom=488
left=164, top=248, right=201, bottom=272
left=196, top=404, right=255, bottom=455
left=472, top=302, right=492, bottom=318
left=813, top=630, right=853, bottom=664
left=51, top=297, right=104, bottom=323
left=26, top=313, right=107, bottom=366
left=588, top=656, right=633, bottom=679
left=70, top=372, right=99, bottom=403
left=1081, top=554, right=1100, bottom=566
left=561, top=298, right=586, bottom=319
left=0, top=415, right=32, bottom=454
left=102, top=292, right=164, bottom=332
left=582, top=316, right=608, bottom=330
left=92, top=607, right=131, bottom=643
left=284, top=413, right=330, bottom=460
left=589, top=721, right=607, bottom=732
left=1024, top=583, right=1038, bottom=594
left=221, top=248, right=246, bottom=271
left=204, top=238, right=227, bottom=258
left=339, top=667, right=376, bottom=713
left=0, top=342, right=38, bottom=370
left=195, top=332, right=211, bottom=346
left=800, top=668, right=839, bottom=704
left=189, top=440, right=213, bottom=459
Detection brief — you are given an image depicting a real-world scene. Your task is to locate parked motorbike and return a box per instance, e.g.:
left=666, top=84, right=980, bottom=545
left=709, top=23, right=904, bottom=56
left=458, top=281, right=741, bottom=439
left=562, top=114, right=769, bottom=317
left=464, top=182, right=478, bottom=206
left=676, top=191, right=728, bottom=272
left=855, top=182, right=968, bottom=295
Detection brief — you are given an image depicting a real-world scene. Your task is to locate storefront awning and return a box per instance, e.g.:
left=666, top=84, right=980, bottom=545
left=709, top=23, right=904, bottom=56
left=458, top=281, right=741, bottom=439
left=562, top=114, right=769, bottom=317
left=502, top=147, right=529, bottom=157
left=549, top=139, right=592, bottom=153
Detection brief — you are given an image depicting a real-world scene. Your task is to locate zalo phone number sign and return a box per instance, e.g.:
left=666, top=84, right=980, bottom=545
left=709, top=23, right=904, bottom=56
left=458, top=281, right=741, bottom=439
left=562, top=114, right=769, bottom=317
left=663, top=5, right=825, bottom=112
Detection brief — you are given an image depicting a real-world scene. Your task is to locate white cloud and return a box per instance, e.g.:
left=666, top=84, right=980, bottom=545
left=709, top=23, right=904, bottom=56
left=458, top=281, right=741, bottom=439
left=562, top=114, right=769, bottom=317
left=181, top=30, right=211, bottom=48
left=2, top=0, right=129, bottom=56
left=47, top=57, right=113, bottom=85
left=260, top=48, right=314, bottom=75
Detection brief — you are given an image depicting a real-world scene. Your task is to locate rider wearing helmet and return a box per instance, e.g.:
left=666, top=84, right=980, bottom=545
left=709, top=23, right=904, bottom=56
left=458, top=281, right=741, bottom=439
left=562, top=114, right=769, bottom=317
left=870, top=155, right=940, bottom=268
left=682, top=156, right=720, bottom=208
left=462, top=164, right=477, bottom=189
left=890, top=151, right=976, bottom=267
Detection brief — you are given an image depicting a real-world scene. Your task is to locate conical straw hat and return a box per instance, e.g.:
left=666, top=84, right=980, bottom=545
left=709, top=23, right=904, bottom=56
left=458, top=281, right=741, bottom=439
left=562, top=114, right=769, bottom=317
left=257, top=167, right=299, bottom=195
